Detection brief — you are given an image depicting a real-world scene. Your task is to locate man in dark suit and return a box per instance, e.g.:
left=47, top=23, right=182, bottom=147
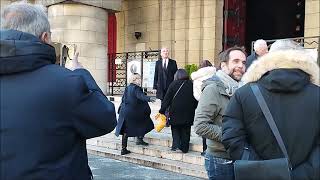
left=153, top=47, right=178, bottom=100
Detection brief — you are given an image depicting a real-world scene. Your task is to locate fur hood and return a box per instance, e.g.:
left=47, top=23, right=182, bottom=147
left=191, top=66, right=216, bottom=80
left=242, top=50, right=319, bottom=86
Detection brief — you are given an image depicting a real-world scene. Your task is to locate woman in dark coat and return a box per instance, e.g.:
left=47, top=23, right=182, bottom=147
left=159, top=69, right=198, bottom=153
left=115, top=73, right=156, bottom=155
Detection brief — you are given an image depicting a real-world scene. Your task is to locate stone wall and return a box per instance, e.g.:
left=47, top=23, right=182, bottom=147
left=116, top=0, right=224, bottom=67
left=48, top=3, right=108, bottom=93
left=0, top=0, right=121, bottom=94
left=304, top=0, right=320, bottom=49
left=36, top=0, right=121, bottom=11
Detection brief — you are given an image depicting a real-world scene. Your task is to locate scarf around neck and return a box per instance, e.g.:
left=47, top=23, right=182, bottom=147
left=215, top=70, right=240, bottom=96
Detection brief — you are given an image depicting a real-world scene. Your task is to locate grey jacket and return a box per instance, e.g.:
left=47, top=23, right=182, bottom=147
left=194, top=76, right=231, bottom=159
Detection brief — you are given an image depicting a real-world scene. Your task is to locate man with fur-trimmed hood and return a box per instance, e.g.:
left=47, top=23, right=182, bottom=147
left=222, top=40, right=319, bottom=180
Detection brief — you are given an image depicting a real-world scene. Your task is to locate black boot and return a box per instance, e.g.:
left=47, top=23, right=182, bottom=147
left=121, top=149, right=131, bottom=155
left=121, top=134, right=131, bottom=155
left=136, top=137, right=148, bottom=146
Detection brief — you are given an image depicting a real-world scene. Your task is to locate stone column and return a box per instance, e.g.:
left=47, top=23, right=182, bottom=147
left=304, top=0, right=320, bottom=48
left=48, top=3, right=108, bottom=93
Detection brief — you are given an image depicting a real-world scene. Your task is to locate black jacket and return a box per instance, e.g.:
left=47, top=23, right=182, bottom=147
left=245, top=52, right=258, bottom=69
left=159, top=80, right=198, bottom=126
left=115, top=84, right=154, bottom=137
left=0, top=30, right=117, bottom=180
left=222, top=50, right=320, bottom=180
left=153, top=58, right=177, bottom=100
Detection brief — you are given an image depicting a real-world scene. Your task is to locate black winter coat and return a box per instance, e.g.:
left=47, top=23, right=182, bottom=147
left=0, top=30, right=117, bottom=180
left=159, top=80, right=198, bottom=126
left=245, top=52, right=258, bottom=69
left=223, top=67, right=320, bottom=179
left=115, top=84, right=154, bottom=137
left=153, top=58, right=178, bottom=100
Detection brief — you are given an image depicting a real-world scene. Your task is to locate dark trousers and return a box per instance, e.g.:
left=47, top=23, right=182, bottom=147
left=203, top=137, right=207, bottom=152
left=122, top=134, right=128, bottom=150
left=171, top=125, right=191, bottom=153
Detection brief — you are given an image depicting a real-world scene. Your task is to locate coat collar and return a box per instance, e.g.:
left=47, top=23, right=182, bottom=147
left=0, top=30, right=56, bottom=75
left=242, top=50, right=319, bottom=86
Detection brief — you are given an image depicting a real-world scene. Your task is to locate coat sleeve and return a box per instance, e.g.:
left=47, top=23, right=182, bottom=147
left=291, top=137, right=320, bottom=179
left=118, top=88, right=126, bottom=114
left=134, top=87, right=151, bottom=102
left=153, top=61, right=158, bottom=89
left=193, top=80, right=202, bottom=101
left=159, top=82, right=175, bottom=114
left=172, top=60, right=178, bottom=73
left=193, top=84, right=223, bottom=141
left=222, top=91, right=251, bottom=160
left=71, top=69, right=117, bottom=139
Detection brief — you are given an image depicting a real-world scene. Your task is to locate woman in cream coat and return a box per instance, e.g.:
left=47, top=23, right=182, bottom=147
left=191, top=60, right=216, bottom=155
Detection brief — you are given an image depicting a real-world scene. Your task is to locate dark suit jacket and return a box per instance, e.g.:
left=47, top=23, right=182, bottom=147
left=153, top=58, right=178, bottom=100
left=246, top=53, right=258, bottom=69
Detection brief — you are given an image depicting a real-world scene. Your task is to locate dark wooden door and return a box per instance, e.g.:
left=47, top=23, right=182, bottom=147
left=108, top=13, right=117, bottom=82
left=223, top=0, right=246, bottom=50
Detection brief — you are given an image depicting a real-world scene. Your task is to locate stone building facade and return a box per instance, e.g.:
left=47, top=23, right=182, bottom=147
left=116, top=0, right=319, bottom=67
left=1, top=0, right=319, bottom=93
left=304, top=0, right=320, bottom=48
left=116, top=0, right=224, bottom=67
left=1, top=0, right=121, bottom=94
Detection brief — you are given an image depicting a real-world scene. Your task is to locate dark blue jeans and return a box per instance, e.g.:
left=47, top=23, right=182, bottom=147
left=204, top=153, right=234, bottom=180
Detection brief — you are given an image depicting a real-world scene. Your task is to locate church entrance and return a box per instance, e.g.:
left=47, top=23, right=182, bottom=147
left=223, top=0, right=305, bottom=53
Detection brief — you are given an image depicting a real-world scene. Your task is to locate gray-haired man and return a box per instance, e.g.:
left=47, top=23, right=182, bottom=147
left=246, top=39, right=268, bottom=69
left=0, top=2, right=116, bottom=179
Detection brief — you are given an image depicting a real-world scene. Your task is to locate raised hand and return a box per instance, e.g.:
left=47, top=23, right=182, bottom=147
left=66, top=49, right=84, bottom=71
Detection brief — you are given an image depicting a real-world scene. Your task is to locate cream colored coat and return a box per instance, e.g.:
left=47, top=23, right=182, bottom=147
left=190, top=66, right=216, bottom=101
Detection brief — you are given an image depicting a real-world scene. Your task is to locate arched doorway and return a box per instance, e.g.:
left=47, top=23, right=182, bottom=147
left=223, top=0, right=305, bottom=53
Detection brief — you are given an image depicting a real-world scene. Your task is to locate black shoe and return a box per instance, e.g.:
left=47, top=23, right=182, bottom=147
left=121, top=149, right=131, bottom=155
left=136, top=140, right=149, bottom=146
left=201, top=151, right=205, bottom=156
left=171, top=147, right=177, bottom=151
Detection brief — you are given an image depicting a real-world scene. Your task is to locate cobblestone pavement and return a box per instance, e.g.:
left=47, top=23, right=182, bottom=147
left=88, top=154, right=203, bottom=180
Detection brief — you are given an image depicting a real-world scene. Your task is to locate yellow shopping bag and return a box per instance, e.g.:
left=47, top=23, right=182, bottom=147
left=154, top=113, right=167, bottom=132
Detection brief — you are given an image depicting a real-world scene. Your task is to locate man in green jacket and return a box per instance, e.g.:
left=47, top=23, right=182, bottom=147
left=194, top=47, right=246, bottom=180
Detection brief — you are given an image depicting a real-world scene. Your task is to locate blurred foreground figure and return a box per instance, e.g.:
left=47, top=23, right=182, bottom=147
left=223, top=40, right=320, bottom=180
left=0, top=2, right=117, bottom=180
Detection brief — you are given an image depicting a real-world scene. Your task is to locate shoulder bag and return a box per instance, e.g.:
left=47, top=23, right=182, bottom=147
left=234, top=84, right=292, bottom=180
left=165, top=81, right=186, bottom=123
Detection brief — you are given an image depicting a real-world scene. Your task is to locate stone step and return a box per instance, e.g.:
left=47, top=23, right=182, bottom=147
left=87, top=137, right=204, bottom=165
left=97, top=130, right=204, bottom=153
left=87, top=144, right=207, bottom=179
left=156, top=126, right=199, bottom=137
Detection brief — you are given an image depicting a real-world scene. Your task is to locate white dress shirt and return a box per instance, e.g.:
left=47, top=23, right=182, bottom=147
left=162, top=58, right=168, bottom=69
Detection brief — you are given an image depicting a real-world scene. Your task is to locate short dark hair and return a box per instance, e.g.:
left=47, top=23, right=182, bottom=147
left=174, top=69, right=189, bottom=80
left=220, top=46, right=246, bottom=63
left=199, top=60, right=212, bottom=68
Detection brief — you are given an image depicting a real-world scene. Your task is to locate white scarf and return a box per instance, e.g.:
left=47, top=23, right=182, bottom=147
left=215, top=70, right=240, bottom=96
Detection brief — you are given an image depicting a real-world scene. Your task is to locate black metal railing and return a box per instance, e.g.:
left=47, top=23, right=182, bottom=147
left=251, top=36, right=320, bottom=65
left=108, top=50, right=160, bottom=96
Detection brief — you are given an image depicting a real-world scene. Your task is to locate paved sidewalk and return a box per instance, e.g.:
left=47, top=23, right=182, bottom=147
left=88, top=154, right=204, bottom=180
